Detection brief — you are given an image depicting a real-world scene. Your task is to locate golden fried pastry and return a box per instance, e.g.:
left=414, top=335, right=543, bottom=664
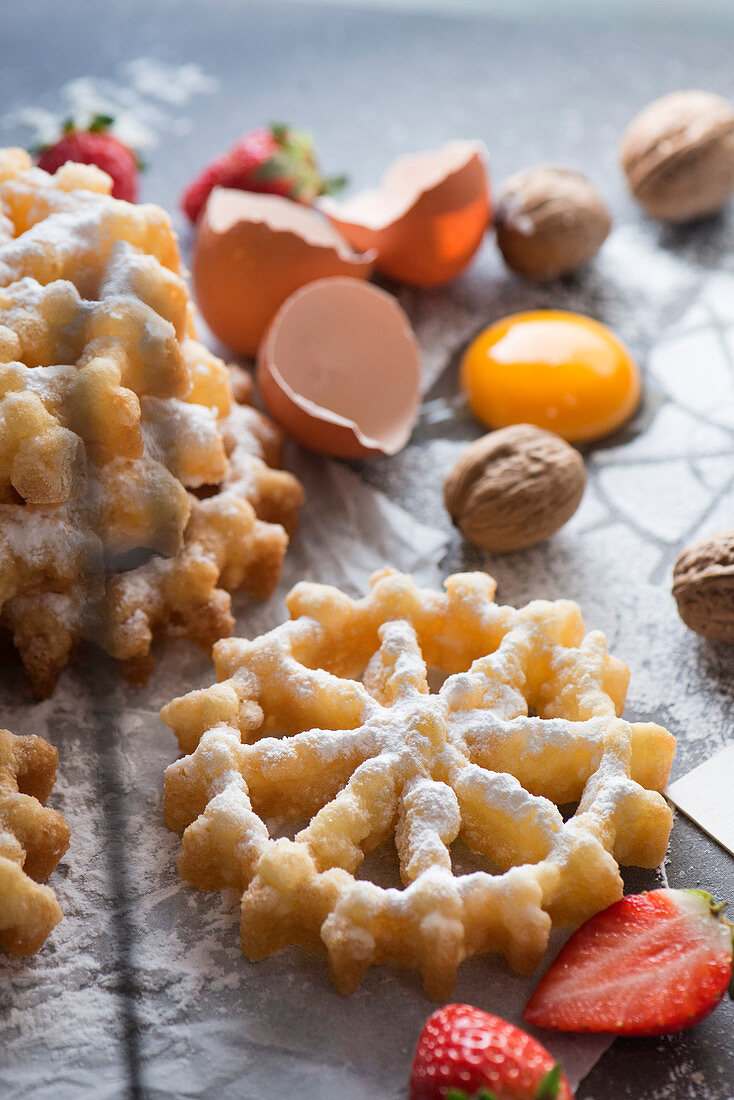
left=0, top=728, right=70, bottom=955
left=162, top=569, right=676, bottom=997
left=0, top=149, right=304, bottom=695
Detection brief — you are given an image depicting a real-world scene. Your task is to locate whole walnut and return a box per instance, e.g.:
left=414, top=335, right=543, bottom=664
left=444, top=424, right=586, bottom=552
left=495, top=165, right=611, bottom=281
left=620, top=90, right=734, bottom=223
left=672, top=531, right=734, bottom=642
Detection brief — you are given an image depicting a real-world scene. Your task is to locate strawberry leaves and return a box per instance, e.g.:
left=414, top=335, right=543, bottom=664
left=445, top=1065, right=563, bottom=1100
left=537, top=1066, right=563, bottom=1099
left=88, top=114, right=115, bottom=133
left=181, top=122, right=346, bottom=222
left=33, top=120, right=140, bottom=202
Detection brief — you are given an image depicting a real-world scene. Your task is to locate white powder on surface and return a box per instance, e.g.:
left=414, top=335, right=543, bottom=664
left=124, top=59, right=218, bottom=108
left=0, top=687, right=130, bottom=1091
left=2, top=58, right=734, bottom=1092
left=4, top=225, right=734, bottom=1093
left=2, top=60, right=218, bottom=151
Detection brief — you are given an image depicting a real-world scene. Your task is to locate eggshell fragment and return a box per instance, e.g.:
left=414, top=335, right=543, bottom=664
left=257, top=277, right=421, bottom=458
left=319, top=140, right=490, bottom=287
left=192, top=188, right=374, bottom=356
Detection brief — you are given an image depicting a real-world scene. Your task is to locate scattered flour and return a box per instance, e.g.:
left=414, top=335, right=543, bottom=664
left=2, top=59, right=218, bottom=150
left=2, top=60, right=734, bottom=1094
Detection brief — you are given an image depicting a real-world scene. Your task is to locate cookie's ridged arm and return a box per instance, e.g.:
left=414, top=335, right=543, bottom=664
left=452, top=764, right=563, bottom=869
left=242, top=728, right=375, bottom=817
left=395, top=777, right=460, bottom=883
left=537, top=630, right=630, bottom=719
left=297, top=754, right=403, bottom=873
left=629, top=721, right=677, bottom=791
left=0, top=729, right=70, bottom=956
left=214, top=630, right=371, bottom=739
left=0, top=384, right=84, bottom=504
left=0, top=860, right=64, bottom=956
left=0, top=202, right=179, bottom=293
left=165, top=725, right=374, bottom=831
left=161, top=681, right=264, bottom=754
left=459, top=867, right=552, bottom=977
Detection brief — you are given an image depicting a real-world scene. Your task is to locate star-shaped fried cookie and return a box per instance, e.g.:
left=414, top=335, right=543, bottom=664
left=162, top=569, right=676, bottom=997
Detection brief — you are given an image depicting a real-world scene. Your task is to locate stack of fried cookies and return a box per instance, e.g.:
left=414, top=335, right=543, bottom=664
left=0, top=148, right=304, bottom=697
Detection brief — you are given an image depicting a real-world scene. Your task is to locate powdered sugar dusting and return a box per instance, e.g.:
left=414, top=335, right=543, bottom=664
left=2, top=60, right=218, bottom=150
left=2, top=57, right=734, bottom=1100
left=5, top=238, right=734, bottom=1091
left=124, top=60, right=218, bottom=109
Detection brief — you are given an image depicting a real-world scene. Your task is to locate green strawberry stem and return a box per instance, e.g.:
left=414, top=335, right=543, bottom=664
left=88, top=113, right=114, bottom=132
left=682, top=889, right=734, bottom=999
left=61, top=113, right=114, bottom=136
left=537, top=1065, right=563, bottom=1098
left=269, top=121, right=290, bottom=143
left=444, top=1063, right=562, bottom=1100
left=683, top=889, right=729, bottom=917
left=36, top=113, right=116, bottom=154
left=253, top=154, right=294, bottom=182
left=446, top=1090, right=497, bottom=1100
left=263, top=122, right=348, bottom=198
left=322, top=173, right=348, bottom=195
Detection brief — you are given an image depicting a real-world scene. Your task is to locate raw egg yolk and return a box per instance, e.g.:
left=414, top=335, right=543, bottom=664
left=461, top=310, right=641, bottom=443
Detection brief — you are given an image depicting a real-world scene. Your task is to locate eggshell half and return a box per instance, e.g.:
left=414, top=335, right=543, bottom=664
left=257, top=277, right=421, bottom=459
left=192, top=188, right=374, bottom=356
left=319, top=140, right=490, bottom=287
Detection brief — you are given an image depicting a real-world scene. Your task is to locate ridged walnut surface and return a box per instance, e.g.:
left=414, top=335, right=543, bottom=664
left=162, top=568, right=676, bottom=998
left=0, top=149, right=304, bottom=695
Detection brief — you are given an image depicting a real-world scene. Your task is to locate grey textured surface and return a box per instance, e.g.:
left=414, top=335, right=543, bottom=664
left=1, top=2, right=734, bottom=1098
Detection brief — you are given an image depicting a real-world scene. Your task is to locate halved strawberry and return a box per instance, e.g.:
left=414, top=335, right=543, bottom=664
left=409, top=1003, right=573, bottom=1100
left=524, top=888, right=734, bottom=1036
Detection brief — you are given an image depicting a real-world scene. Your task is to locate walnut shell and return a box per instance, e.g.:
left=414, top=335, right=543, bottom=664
left=495, top=165, right=611, bottom=281
left=444, top=424, right=586, bottom=552
left=620, top=90, right=734, bottom=223
left=672, top=531, right=734, bottom=642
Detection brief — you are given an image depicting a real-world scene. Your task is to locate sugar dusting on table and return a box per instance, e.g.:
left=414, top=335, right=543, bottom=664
left=2, top=59, right=218, bottom=150
left=2, top=59, right=734, bottom=1098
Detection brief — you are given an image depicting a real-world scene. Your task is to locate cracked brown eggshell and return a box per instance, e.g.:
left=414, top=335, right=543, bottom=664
left=319, top=140, right=490, bottom=287
left=192, top=188, right=374, bottom=356
left=257, top=277, right=421, bottom=459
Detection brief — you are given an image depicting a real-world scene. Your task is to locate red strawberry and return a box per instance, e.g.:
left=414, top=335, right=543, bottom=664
left=35, top=115, right=140, bottom=202
left=525, top=888, right=734, bottom=1036
left=181, top=122, right=346, bottom=223
left=409, top=1004, right=573, bottom=1100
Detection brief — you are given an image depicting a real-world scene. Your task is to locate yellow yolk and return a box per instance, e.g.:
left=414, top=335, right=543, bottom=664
left=461, top=310, right=641, bottom=443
